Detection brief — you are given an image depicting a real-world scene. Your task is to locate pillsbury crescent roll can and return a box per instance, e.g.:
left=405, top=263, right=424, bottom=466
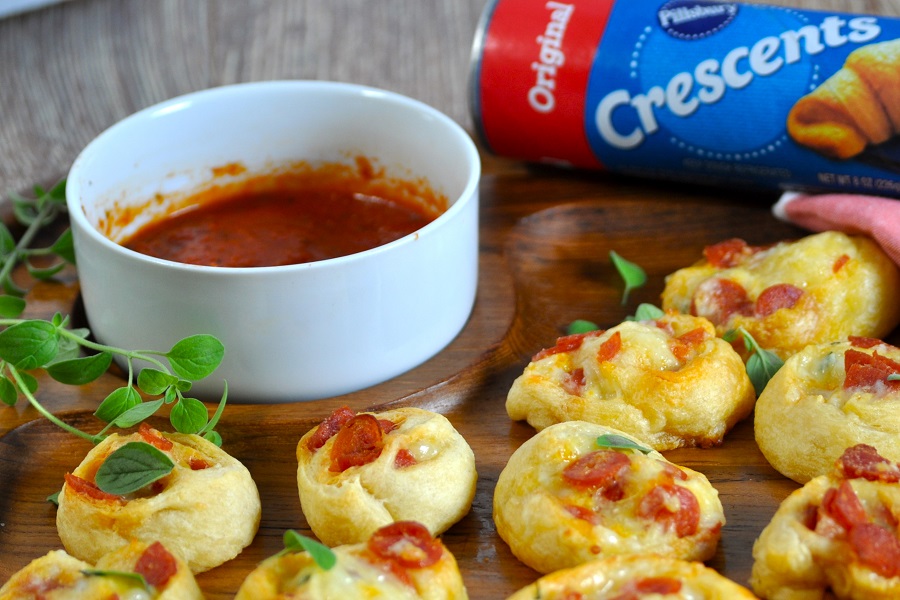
left=469, top=0, right=900, bottom=196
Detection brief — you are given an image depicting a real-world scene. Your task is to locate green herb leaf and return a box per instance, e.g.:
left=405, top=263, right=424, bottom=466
left=47, top=352, right=113, bottom=385
left=0, top=223, right=14, bottom=255
left=81, top=569, right=149, bottom=590
left=170, top=397, right=208, bottom=434
left=629, top=303, right=665, bottom=322
left=47, top=490, right=60, bottom=506
left=0, top=375, right=17, bottom=406
left=566, top=320, right=599, bottom=335
left=50, top=229, right=76, bottom=264
left=111, top=399, right=165, bottom=428
left=596, top=433, right=653, bottom=454
left=26, top=261, right=66, bottom=280
left=282, top=530, right=336, bottom=570
left=203, top=430, right=223, bottom=446
left=166, top=335, right=225, bottom=381
left=889, top=374, right=900, bottom=381
left=0, top=295, right=25, bottom=318
left=14, top=371, right=38, bottom=394
left=137, top=368, right=178, bottom=395
left=610, top=250, right=647, bottom=305
left=725, top=327, right=784, bottom=395
left=95, top=386, right=143, bottom=423
left=0, top=320, right=59, bottom=369
left=93, top=441, right=174, bottom=495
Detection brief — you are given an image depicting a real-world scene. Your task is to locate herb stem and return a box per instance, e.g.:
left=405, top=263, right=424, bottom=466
left=6, top=364, right=95, bottom=442
left=0, top=201, right=58, bottom=292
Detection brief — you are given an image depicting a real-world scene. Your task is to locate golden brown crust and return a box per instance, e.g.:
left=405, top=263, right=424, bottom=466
left=506, top=555, right=758, bottom=600
left=787, top=38, right=900, bottom=159
left=296, top=407, right=477, bottom=547
left=235, top=525, right=468, bottom=600
left=493, top=421, right=725, bottom=575
left=0, top=541, right=203, bottom=599
left=751, top=448, right=900, bottom=599
left=55, top=430, right=261, bottom=573
left=506, top=313, right=754, bottom=451
left=662, top=232, right=900, bottom=360
left=755, top=338, right=900, bottom=484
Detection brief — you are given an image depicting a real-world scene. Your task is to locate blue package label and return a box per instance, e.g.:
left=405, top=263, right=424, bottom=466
left=584, top=0, right=900, bottom=195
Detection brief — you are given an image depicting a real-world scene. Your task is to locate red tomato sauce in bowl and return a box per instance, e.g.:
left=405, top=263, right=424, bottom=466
left=119, top=157, right=447, bottom=268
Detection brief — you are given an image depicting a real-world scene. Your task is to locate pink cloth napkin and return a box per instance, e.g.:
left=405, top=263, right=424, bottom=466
left=773, top=192, right=900, bottom=267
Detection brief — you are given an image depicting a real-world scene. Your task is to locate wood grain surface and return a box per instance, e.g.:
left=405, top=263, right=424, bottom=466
left=2, top=0, right=900, bottom=598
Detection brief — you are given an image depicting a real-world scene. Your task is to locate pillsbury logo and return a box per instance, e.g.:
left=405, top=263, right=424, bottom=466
left=657, top=0, right=738, bottom=40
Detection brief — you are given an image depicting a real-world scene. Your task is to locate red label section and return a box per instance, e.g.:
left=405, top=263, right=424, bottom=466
left=474, top=0, right=614, bottom=168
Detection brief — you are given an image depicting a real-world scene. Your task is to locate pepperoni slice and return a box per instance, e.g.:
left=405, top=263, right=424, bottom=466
left=703, top=238, right=754, bottom=268
left=833, top=254, right=850, bottom=273
left=134, top=541, right=178, bottom=588
left=849, top=522, right=900, bottom=578
left=691, top=278, right=752, bottom=326
left=849, top=336, right=885, bottom=349
left=754, top=283, right=804, bottom=317
left=562, top=450, right=631, bottom=495
left=638, top=484, right=700, bottom=537
left=562, top=368, right=586, bottom=396
left=329, top=414, right=385, bottom=472
left=368, top=521, right=443, bottom=569
left=838, top=444, right=900, bottom=483
left=609, top=576, right=683, bottom=600
left=64, top=473, right=126, bottom=504
left=670, top=327, right=707, bottom=362
left=188, top=457, right=210, bottom=470
left=597, top=331, right=622, bottom=363
left=138, top=422, right=174, bottom=451
left=394, top=449, right=417, bottom=469
left=532, top=330, right=605, bottom=362
left=564, top=504, right=600, bottom=525
left=843, top=350, right=900, bottom=393
left=822, top=481, right=869, bottom=531
left=306, top=406, right=356, bottom=451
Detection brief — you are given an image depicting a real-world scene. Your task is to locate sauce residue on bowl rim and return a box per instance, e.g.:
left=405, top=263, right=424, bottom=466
left=96, top=155, right=449, bottom=268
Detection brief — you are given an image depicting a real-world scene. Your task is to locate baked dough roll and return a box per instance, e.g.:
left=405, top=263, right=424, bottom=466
left=506, top=555, right=758, bottom=600
left=235, top=521, right=467, bottom=599
left=0, top=540, right=203, bottom=599
left=787, top=38, right=900, bottom=159
left=56, top=423, right=261, bottom=573
left=751, top=444, right=900, bottom=600
left=755, top=336, right=900, bottom=484
left=493, top=421, right=725, bottom=575
left=506, top=312, right=754, bottom=451
left=296, top=406, right=477, bottom=547
left=662, top=232, right=900, bottom=360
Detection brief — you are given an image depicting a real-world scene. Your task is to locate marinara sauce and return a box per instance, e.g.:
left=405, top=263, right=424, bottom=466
left=122, top=160, right=445, bottom=268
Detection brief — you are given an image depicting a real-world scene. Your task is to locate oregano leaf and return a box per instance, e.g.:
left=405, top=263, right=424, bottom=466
left=50, top=229, right=76, bottom=264
left=0, top=295, right=25, bottom=318
left=170, top=397, right=208, bottom=434
left=47, top=352, right=113, bottom=385
left=282, top=530, right=336, bottom=570
left=610, top=250, right=647, bottom=305
left=0, top=320, right=59, bottom=369
left=166, top=334, right=225, bottom=381
left=137, top=368, right=178, bottom=395
left=81, top=569, right=148, bottom=591
left=629, top=303, right=665, bottom=322
left=596, top=433, right=653, bottom=454
left=95, top=386, right=143, bottom=423
left=94, top=441, right=174, bottom=495
left=0, top=375, right=17, bottom=406
left=566, top=320, right=599, bottom=335
left=111, top=399, right=164, bottom=428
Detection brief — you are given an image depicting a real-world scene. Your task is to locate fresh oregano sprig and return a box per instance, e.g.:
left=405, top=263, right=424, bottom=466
left=723, top=326, right=784, bottom=395
left=0, top=180, right=73, bottom=315
left=0, top=312, right=227, bottom=446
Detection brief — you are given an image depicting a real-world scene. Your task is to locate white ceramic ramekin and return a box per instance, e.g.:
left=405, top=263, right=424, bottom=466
left=66, top=81, right=480, bottom=402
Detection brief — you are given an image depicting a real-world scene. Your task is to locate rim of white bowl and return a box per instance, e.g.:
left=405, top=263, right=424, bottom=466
left=66, top=80, right=481, bottom=275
